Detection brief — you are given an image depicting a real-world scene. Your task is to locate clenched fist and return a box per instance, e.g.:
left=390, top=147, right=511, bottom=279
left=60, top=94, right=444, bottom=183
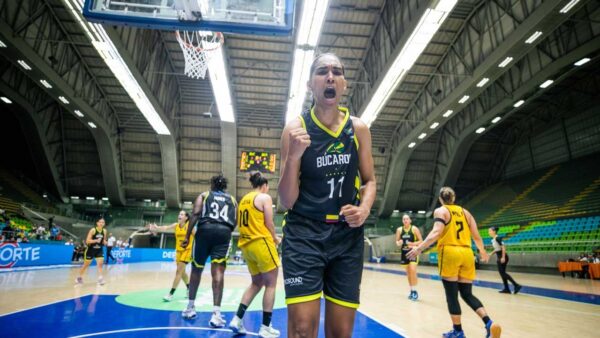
left=288, top=127, right=311, bottom=160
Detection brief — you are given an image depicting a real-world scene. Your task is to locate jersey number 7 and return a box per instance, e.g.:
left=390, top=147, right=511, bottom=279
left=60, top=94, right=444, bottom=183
left=456, top=221, right=464, bottom=240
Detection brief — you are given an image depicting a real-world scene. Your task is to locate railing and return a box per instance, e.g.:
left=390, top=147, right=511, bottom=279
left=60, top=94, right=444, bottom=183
left=21, top=202, right=93, bottom=222
left=365, top=227, right=394, bottom=237
left=500, top=239, right=598, bottom=251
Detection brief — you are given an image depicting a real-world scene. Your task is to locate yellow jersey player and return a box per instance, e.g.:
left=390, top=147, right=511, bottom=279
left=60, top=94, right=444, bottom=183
left=407, top=187, right=502, bottom=338
left=149, top=210, right=196, bottom=301
left=228, top=172, right=281, bottom=337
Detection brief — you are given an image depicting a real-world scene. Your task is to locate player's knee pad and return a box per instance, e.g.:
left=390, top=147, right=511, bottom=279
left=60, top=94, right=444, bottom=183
left=458, top=283, right=483, bottom=311
left=442, top=280, right=461, bottom=315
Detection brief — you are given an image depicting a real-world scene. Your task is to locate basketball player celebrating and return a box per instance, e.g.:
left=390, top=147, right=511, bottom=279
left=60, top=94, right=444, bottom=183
left=395, top=214, right=423, bottom=300
left=180, top=174, right=237, bottom=328
left=149, top=210, right=195, bottom=301
left=279, top=53, right=376, bottom=338
left=228, top=172, right=281, bottom=337
left=407, top=187, right=501, bottom=338
left=75, top=217, right=107, bottom=285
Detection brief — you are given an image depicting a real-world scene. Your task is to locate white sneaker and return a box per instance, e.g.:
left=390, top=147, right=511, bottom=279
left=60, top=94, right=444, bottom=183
left=258, top=324, right=280, bottom=338
left=209, top=313, right=226, bottom=328
left=75, top=277, right=83, bottom=284
left=228, top=316, right=247, bottom=334
left=182, top=306, right=197, bottom=319
left=97, top=277, right=105, bottom=285
left=163, top=294, right=173, bottom=302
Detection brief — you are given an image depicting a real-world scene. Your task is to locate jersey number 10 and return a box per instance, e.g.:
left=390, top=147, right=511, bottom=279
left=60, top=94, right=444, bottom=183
left=239, top=209, right=249, bottom=227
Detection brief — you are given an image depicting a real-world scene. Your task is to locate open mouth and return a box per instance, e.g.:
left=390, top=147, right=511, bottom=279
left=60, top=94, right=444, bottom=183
left=324, top=88, right=336, bottom=99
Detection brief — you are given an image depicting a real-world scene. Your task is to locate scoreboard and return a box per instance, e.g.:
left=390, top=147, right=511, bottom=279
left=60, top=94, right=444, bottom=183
left=240, top=151, right=276, bottom=173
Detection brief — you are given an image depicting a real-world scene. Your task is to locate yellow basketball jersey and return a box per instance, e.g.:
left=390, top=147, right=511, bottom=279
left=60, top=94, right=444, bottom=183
left=437, top=204, right=471, bottom=248
left=237, top=191, right=272, bottom=247
left=174, top=221, right=193, bottom=252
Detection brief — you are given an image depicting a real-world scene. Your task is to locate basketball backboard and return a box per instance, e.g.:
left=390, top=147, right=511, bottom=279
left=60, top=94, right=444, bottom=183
left=82, top=0, right=295, bottom=35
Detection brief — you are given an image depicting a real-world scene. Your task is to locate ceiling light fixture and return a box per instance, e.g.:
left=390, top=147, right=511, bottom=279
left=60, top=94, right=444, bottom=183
left=285, top=0, right=330, bottom=123
left=525, top=31, right=543, bottom=44
left=559, top=0, right=580, bottom=13
left=476, top=78, right=489, bottom=87
left=40, top=79, right=53, bottom=88
left=62, top=0, right=171, bottom=134
left=574, top=57, right=590, bottom=66
left=498, top=56, right=513, bottom=68
left=539, top=79, right=554, bottom=88
left=17, top=59, right=32, bottom=70
left=359, top=0, right=458, bottom=127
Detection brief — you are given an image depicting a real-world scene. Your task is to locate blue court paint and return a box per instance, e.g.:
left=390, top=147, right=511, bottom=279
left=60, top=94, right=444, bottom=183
left=364, top=265, right=600, bottom=305
left=0, top=295, right=405, bottom=338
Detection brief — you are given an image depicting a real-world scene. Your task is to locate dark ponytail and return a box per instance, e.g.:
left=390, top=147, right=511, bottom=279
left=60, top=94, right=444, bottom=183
left=210, top=174, right=228, bottom=191
left=249, top=172, right=268, bottom=189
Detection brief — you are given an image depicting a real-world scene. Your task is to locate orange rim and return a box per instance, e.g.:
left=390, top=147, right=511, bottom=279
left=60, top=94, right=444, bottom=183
left=175, top=31, right=224, bottom=52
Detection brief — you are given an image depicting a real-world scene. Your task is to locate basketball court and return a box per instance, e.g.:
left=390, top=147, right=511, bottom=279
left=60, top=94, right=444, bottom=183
left=0, top=0, right=599, bottom=337
left=0, top=262, right=598, bottom=337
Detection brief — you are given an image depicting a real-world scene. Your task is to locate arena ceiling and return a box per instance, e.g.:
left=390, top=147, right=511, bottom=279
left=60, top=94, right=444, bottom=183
left=0, top=0, right=598, bottom=217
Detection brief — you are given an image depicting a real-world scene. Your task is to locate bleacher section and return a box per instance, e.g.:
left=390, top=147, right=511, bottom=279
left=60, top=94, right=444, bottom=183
left=468, top=156, right=600, bottom=227
left=503, top=216, right=599, bottom=252
left=464, top=170, right=545, bottom=223
left=0, top=168, right=53, bottom=208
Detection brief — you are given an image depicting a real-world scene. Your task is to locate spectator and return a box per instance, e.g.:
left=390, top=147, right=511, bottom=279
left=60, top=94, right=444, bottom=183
left=72, top=242, right=85, bottom=262
left=50, top=225, right=59, bottom=241
left=106, top=233, right=116, bottom=264
left=116, top=237, right=123, bottom=248
left=2, top=222, right=14, bottom=242
left=36, top=224, right=46, bottom=240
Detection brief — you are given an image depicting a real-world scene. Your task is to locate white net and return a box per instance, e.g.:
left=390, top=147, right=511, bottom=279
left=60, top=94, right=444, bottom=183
left=176, top=31, right=223, bottom=79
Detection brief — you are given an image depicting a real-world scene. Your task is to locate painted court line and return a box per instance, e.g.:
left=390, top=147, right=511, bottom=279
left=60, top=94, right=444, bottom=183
left=69, top=327, right=260, bottom=338
left=0, top=292, right=92, bottom=317
left=364, top=265, right=600, bottom=305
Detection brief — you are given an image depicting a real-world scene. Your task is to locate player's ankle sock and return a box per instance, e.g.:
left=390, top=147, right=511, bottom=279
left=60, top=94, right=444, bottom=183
left=410, top=286, right=416, bottom=291
left=262, top=311, right=272, bottom=326
left=169, top=288, right=176, bottom=295
left=187, top=300, right=194, bottom=308
left=213, top=306, right=221, bottom=316
left=482, top=316, right=491, bottom=325
left=453, top=324, right=462, bottom=332
left=236, top=303, right=248, bottom=319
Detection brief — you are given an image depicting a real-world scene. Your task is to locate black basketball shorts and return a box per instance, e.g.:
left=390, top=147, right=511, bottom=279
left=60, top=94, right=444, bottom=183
left=282, top=211, right=364, bottom=309
left=192, top=223, right=233, bottom=268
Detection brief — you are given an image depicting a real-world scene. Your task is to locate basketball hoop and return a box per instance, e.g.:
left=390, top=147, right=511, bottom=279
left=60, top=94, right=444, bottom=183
left=175, top=31, right=224, bottom=79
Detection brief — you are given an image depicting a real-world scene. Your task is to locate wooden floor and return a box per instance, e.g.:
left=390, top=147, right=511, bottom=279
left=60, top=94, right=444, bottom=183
left=0, top=261, right=599, bottom=337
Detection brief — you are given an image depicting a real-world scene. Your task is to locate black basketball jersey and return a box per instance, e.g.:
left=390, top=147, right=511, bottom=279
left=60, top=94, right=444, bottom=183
left=400, top=226, right=416, bottom=250
left=199, top=190, right=237, bottom=229
left=291, top=107, right=360, bottom=223
left=91, top=227, right=105, bottom=250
